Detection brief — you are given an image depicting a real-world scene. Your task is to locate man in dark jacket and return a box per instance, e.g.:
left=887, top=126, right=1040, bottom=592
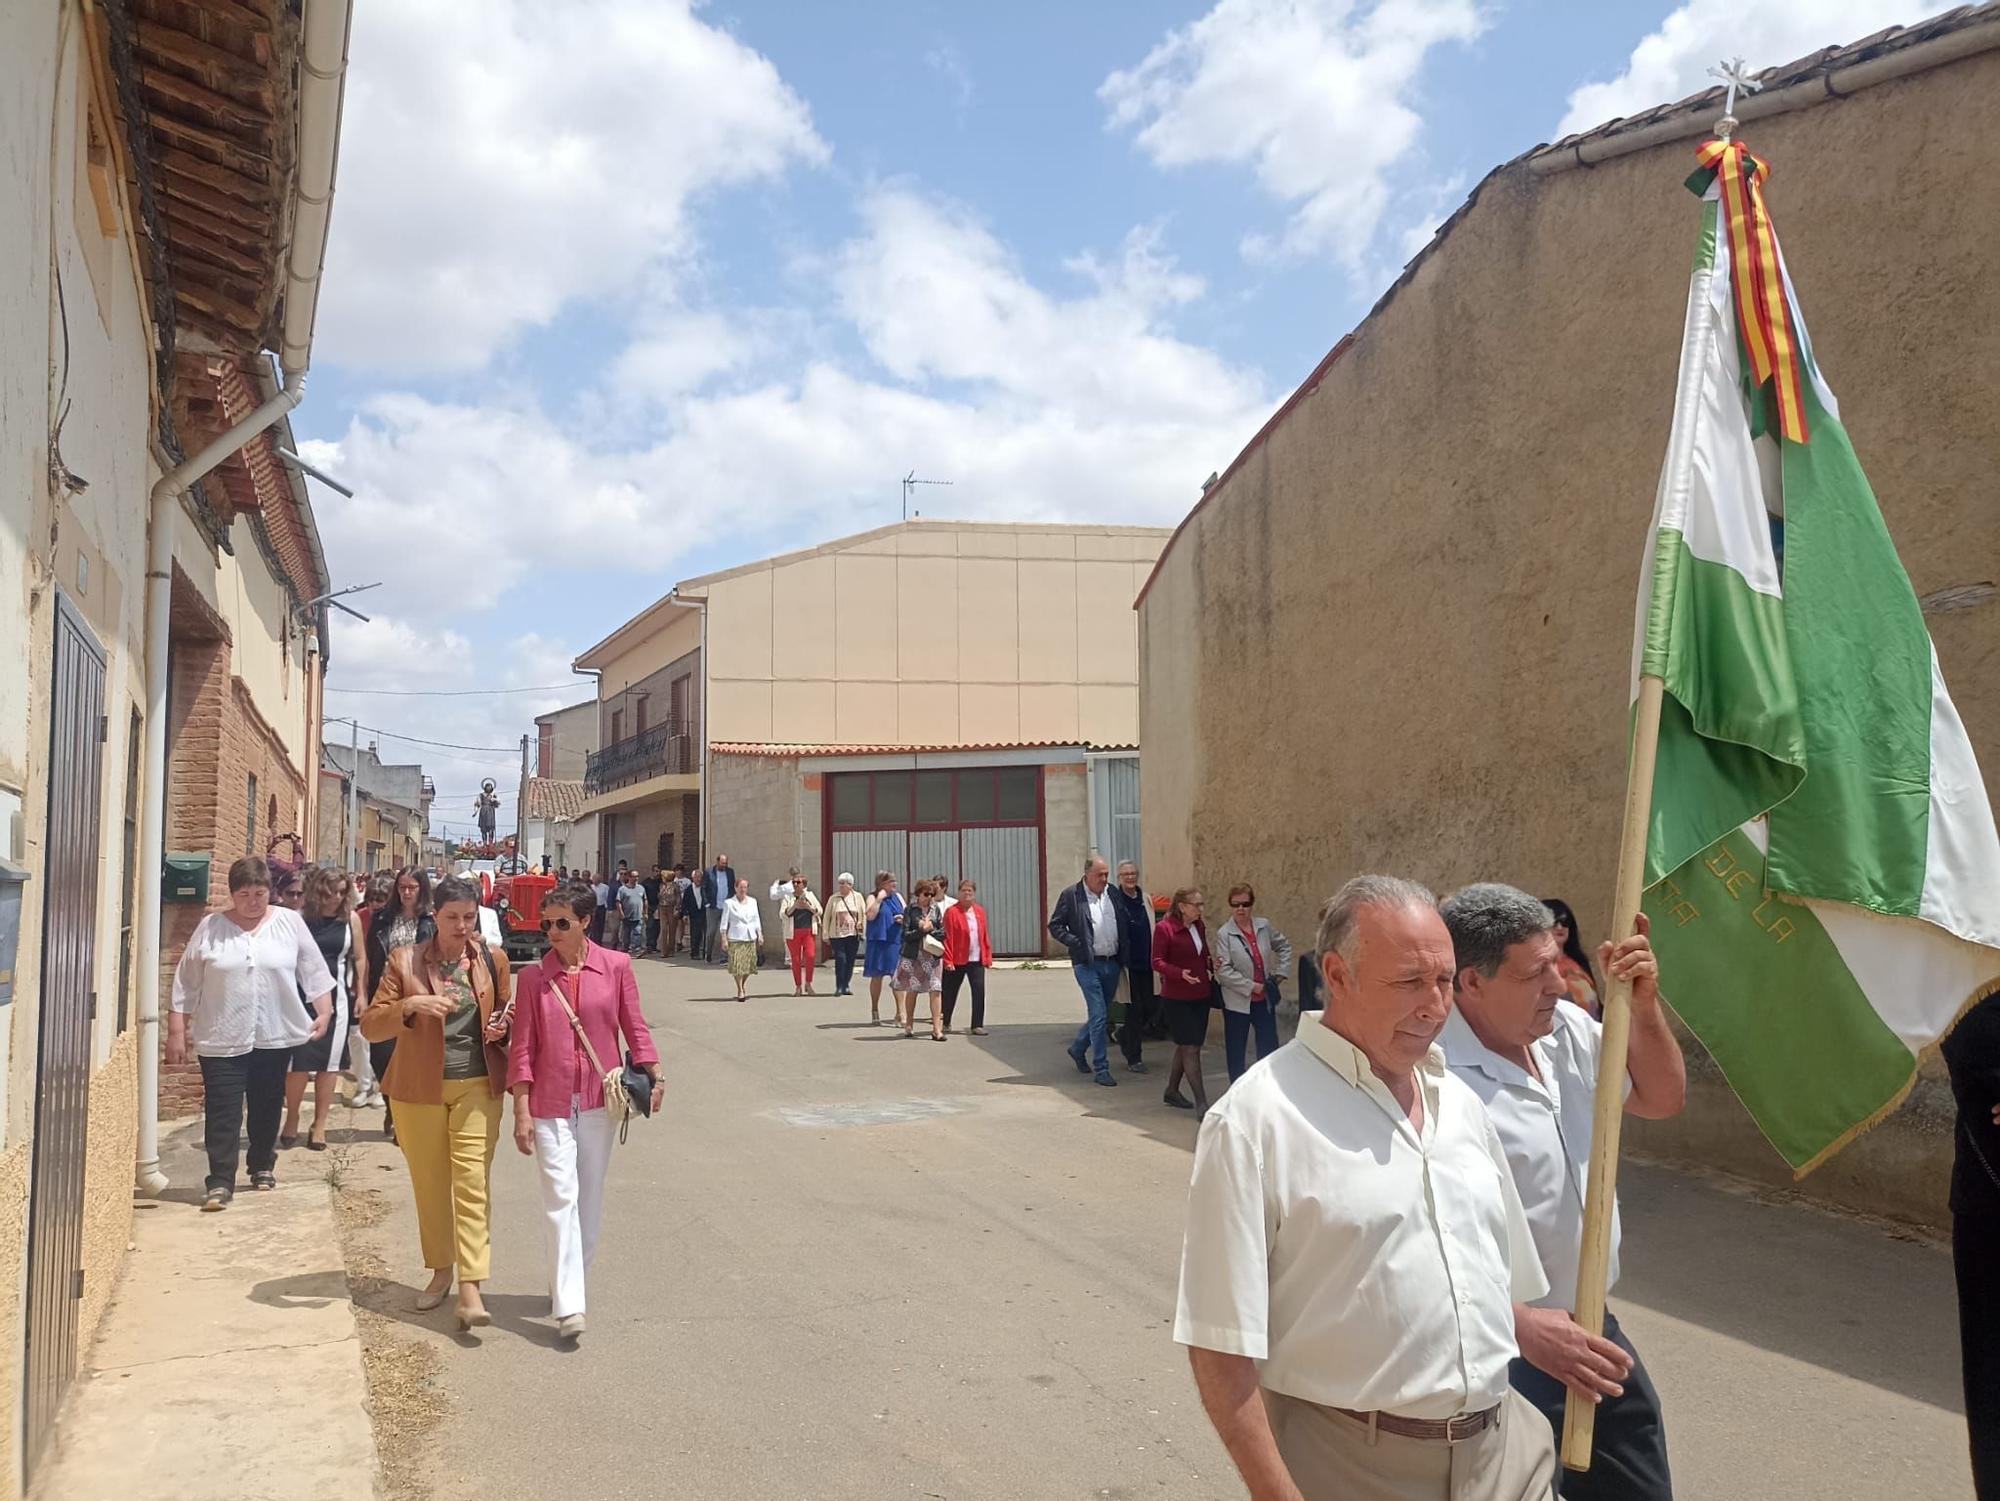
left=1109, top=861, right=1157, bottom=1074
left=703, top=854, right=734, bottom=962
left=1047, top=855, right=1125, bottom=1087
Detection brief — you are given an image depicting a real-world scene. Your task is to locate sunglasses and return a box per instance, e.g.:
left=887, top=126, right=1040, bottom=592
left=1229, top=900, right=1252, bottom=908
left=538, top=916, right=576, bottom=934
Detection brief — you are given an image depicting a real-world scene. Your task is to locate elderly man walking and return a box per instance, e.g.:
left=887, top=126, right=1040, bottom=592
left=1176, top=874, right=1555, bottom=1501
left=1048, top=856, right=1124, bottom=1088
left=1439, top=884, right=1686, bottom=1500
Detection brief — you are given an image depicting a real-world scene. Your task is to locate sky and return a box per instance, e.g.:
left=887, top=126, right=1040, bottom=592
left=293, top=0, right=1952, bottom=845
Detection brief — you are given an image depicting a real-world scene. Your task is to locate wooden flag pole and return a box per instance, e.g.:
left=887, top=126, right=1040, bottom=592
left=1562, top=670, right=1667, bottom=1472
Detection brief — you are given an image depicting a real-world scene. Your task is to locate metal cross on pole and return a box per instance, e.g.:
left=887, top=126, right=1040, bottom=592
left=1707, top=56, right=1762, bottom=139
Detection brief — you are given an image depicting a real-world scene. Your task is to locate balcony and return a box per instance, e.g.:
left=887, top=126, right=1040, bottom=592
left=585, top=718, right=694, bottom=795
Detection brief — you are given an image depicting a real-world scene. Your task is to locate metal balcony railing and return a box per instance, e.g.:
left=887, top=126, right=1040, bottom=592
left=585, top=718, right=693, bottom=794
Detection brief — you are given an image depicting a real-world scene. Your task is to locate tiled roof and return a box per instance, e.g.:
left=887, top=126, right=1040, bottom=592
left=522, top=778, right=587, bottom=821
left=710, top=741, right=1136, bottom=759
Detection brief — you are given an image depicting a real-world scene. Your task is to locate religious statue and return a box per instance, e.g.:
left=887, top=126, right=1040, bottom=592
left=474, top=778, right=500, bottom=842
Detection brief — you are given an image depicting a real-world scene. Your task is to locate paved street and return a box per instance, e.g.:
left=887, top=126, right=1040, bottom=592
left=333, top=957, right=1972, bottom=1500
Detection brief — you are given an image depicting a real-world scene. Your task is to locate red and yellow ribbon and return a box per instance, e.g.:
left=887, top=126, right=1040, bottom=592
left=1695, top=138, right=1809, bottom=444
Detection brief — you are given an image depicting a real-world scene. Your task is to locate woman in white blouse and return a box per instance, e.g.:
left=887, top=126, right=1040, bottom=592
left=722, top=877, right=764, bottom=1001
left=168, top=856, right=335, bottom=1211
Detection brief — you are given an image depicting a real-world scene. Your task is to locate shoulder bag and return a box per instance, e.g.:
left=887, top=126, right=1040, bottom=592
left=548, top=972, right=653, bottom=1141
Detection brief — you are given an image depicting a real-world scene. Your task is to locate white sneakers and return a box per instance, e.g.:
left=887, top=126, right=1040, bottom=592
left=557, top=1313, right=585, bottom=1342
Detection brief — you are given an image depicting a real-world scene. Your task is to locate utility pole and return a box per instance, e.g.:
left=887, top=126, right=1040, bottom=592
left=901, top=470, right=952, bottom=520
left=517, top=733, right=529, bottom=870
left=342, top=716, right=359, bottom=872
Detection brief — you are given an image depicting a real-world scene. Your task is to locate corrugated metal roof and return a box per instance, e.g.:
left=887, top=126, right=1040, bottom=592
left=710, top=741, right=1137, bottom=759
left=522, top=778, right=587, bottom=821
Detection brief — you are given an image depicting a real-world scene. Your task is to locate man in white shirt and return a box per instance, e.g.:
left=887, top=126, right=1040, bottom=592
left=1439, top=884, right=1686, bottom=1501
left=1176, top=874, right=1556, bottom=1501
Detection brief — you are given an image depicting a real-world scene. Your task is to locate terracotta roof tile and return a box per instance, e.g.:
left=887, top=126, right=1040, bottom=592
left=522, top=778, right=587, bottom=821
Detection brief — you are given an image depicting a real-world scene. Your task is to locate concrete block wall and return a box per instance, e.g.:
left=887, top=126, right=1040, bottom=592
left=1041, top=762, right=1090, bottom=957
left=706, top=754, right=807, bottom=960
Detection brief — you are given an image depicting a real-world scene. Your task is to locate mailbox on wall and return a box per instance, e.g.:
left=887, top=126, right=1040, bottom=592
left=163, top=852, right=211, bottom=904
left=0, top=859, right=28, bottom=1006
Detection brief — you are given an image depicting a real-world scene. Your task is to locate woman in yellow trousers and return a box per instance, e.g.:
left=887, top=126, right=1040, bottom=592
left=361, top=875, right=513, bottom=1330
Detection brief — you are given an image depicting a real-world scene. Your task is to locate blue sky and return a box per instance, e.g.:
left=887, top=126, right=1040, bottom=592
left=292, top=0, right=1946, bottom=843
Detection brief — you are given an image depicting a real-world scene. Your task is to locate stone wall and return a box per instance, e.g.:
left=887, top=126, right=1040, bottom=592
left=1136, top=51, right=2000, bottom=1230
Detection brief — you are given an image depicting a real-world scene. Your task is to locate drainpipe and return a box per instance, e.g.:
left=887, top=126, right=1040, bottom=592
left=134, top=0, right=351, bottom=1194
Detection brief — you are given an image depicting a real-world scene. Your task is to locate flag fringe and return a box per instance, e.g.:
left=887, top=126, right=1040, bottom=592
left=1791, top=971, right=2000, bottom=1179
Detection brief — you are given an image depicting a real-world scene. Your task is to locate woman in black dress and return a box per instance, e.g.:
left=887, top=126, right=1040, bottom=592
left=283, top=866, right=366, bottom=1150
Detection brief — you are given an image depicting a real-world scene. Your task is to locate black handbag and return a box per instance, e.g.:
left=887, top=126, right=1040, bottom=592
left=620, top=1054, right=653, bottom=1119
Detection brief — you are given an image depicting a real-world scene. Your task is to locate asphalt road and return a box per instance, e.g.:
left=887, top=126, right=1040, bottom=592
left=334, top=957, right=1973, bottom=1500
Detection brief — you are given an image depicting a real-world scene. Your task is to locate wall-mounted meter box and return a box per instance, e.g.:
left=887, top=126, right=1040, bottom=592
left=163, top=852, right=211, bottom=904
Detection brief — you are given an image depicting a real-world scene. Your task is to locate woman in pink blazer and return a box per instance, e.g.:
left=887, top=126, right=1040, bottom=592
left=506, top=881, right=662, bottom=1343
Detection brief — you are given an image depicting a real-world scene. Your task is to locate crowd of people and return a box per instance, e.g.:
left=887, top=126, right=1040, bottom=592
left=168, top=856, right=659, bottom=1342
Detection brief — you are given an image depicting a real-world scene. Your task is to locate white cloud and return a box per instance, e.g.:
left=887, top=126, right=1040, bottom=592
left=925, top=42, right=975, bottom=112
left=305, top=189, right=1271, bottom=638
left=323, top=617, right=588, bottom=838
left=1557, top=0, right=1954, bottom=138
left=1101, top=0, right=1485, bottom=267
left=317, top=0, right=826, bottom=373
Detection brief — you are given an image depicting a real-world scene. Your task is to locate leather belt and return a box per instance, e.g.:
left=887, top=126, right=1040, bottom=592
left=1332, top=1404, right=1500, bottom=1444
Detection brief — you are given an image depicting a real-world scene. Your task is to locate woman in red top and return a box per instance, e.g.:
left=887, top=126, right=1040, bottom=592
left=1152, top=887, right=1214, bottom=1116
left=941, top=879, right=994, bottom=1035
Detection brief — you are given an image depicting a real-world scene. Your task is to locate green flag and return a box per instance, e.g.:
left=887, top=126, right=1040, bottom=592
left=1634, top=151, right=2000, bottom=1174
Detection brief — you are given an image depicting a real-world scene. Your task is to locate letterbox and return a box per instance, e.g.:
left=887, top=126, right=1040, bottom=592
left=163, top=852, right=211, bottom=904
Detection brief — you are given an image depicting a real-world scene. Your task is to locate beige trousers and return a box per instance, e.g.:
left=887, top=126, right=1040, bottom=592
left=1264, top=1389, right=1556, bottom=1501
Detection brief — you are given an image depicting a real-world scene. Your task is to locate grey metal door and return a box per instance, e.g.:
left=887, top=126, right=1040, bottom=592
left=961, top=826, right=1043, bottom=955
left=831, top=830, right=908, bottom=894
left=909, top=830, right=960, bottom=889
left=25, top=594, right=105, bottom=1478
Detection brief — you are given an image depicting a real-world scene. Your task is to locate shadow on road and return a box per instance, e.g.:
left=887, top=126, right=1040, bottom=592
left=1616, top=1159, right=1960, bottom=1412
left=959, top=1019, right=1210, bottom=1158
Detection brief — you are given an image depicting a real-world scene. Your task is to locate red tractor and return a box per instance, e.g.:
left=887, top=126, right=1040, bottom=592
left=494, top=869, right=557, bottom=964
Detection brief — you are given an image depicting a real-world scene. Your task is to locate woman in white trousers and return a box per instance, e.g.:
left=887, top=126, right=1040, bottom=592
left=506, top=882, right=662, bottom=1342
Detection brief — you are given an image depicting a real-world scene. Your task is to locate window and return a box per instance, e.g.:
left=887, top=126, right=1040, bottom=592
left=610, top=709, right=624, bottom=745
left=826, top=767, right=1042, bottom=829
left=914, top=771, right=952, bottom=824
left=873, top=772, right=911, bottom=824
left=997, top=768, right=1039, bottom=822
left=955, top=770, right=996, bottom=823
left=246, top=773, right=258, bottom=854
left=830, top=775, right=871, bottom=829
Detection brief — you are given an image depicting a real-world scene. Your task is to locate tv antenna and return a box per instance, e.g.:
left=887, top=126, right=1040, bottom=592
left=901, top=470, right=952, bottom=520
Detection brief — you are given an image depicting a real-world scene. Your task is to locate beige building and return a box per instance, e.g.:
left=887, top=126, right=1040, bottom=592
left=1136, top=14, right=2000, bottom=1229
left=573, top=520, right=1166, bottom=951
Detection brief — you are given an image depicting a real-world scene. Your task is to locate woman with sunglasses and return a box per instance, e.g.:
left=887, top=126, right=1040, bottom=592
left=1542, top=896, right=1602, bottom=1017
left=508, top=882, right=662, bottom=1342
left=1213, top=883, right=1292, bottom=1083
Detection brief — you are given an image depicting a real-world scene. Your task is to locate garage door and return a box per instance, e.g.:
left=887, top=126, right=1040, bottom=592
left=825, top=767, right=1046, bottom=955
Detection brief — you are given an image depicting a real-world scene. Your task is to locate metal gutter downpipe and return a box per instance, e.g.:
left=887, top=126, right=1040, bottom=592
left=134, top=0, right=352, bottom=1194
left=1528, top=14, right=2000, bottom=174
